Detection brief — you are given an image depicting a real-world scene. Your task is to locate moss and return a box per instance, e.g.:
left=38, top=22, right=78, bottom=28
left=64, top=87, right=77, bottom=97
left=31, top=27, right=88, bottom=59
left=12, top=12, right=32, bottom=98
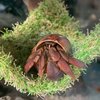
left=0, top=0, right=99, bottom=96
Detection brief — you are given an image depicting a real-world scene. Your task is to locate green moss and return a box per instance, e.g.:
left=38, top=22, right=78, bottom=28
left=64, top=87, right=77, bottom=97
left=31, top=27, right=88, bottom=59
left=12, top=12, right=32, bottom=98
left=0, top=0, right=99, bottom=95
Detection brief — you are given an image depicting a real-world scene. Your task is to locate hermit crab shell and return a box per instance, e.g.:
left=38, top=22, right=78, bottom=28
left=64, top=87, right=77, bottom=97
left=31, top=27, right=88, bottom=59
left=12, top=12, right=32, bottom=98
left=34, top=34, right=72, bottom=54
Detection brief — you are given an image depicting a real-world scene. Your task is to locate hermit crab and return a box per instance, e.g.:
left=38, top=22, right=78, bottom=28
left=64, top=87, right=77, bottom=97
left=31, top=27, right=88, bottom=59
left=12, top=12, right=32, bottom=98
left=24, top=34, right=86, bottom=81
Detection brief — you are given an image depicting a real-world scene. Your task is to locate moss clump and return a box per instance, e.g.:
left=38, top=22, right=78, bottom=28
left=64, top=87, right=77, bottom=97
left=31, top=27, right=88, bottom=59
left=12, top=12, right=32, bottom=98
left=0, top=0, right=99, bottom=96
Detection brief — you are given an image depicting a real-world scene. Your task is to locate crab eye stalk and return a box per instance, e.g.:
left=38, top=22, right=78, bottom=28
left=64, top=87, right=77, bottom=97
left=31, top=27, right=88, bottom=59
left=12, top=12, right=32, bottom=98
left=24, top=34, right=86, bottom=81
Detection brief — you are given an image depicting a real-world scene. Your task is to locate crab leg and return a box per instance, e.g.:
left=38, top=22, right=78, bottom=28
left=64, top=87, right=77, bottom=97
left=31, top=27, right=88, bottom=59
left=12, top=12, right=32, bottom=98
left=68, top=57, right=86, bottom=68
left=24, top=52, right=36, bottom=73
left=58, top=50, right=69, bottom=62
left=24, top=48, right=42, bottom=73
left=57, top=58, right=75, bottom=79
left=58, top=50, right=86, bottom=68
left=38, top=51, right=47, bottom=77
left=49, top=47, right=60, bottom=62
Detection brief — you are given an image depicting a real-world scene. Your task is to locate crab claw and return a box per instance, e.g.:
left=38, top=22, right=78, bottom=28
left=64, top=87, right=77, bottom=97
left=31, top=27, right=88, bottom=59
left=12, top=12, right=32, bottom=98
left=47, top=61, right=63, bottom=81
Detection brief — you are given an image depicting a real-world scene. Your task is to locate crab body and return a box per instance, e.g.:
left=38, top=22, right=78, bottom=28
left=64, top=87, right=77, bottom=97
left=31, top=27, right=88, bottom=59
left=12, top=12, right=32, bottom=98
left=24, top=34, right=86, bottom=81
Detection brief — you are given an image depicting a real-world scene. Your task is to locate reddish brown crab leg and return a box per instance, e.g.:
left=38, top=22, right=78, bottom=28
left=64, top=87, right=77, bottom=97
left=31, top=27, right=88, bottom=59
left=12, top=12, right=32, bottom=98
left=58, top=49, right=86, bottom=68
left=24, top=51, right=37, bottom=73
left=32, top=48, right=43, bottom=63
left=24, top=58, right=35, bottom=73
left=57, top=58, right=75, bottom=79
left=38, top=51, right=46, bottom=77
left=24, top=48, right=42, bottom=73
left=68, top=57, right=86, bottom=68
left=49, top=47, right=60, bottom=62
left=58, top=50, right=69, bottom=62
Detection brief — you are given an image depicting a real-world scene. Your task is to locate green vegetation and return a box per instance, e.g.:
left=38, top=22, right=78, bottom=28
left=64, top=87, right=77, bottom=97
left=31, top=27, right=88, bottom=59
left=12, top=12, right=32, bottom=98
left=0, top=0, right=99, bottom=96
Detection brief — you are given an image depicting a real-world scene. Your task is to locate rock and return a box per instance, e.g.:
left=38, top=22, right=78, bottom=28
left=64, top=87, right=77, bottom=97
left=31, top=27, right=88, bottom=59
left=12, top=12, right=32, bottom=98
left=0, top=13, right=22, bottom=30
left=0, top=96, right=11, bottom=100
left=0, top=0, right=27, bottom=35
left=15, top=97, right=24, bottom=100
left=83, top=61, right=100, bottom=92
left=75, top=0, right=100, bottom=33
